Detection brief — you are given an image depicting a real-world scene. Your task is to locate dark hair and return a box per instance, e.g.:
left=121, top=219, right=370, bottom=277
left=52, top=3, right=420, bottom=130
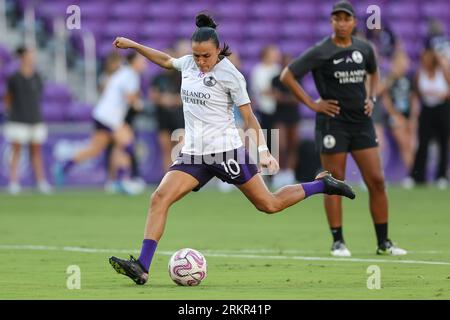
left=15, top=46, right=28, bottom=57
left=191, top=13, right=231, bottom=57
left=126, top=51, right=139, bottom=63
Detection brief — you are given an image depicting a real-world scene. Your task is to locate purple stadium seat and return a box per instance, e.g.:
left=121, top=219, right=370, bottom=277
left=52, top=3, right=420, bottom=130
left=145, top=2, right=181, bottom=20
left=139, top=21, right=177, bottom=38
left=66, top=102, right=93, bottom=122
left=279, top=41, right=310, bottom=57
left=239, top=41, right=264, bottom=60
left=42, top=103, right=66, bottom=122
left=315, top=21, right=332, bottom=39
left=386, top=2, right=419, bottom=20
left=103, top=22, right=140, bottom=40
left=391, top=21, right=418, bottom=40
left=176, top=21, right=196, bottom=39
left=43, top=83, right=72, bottom=105
left=284, top=2, right=317, bottom=20
left=77, top=2, right=108, bottom=20
left=137, top=39, right=172, bottom=51
left=249, top=3, right=282, bottom=21
left=109, top=2, right=145, bottom=20
left=421, top=2, right=450, bottom=19
left=35, top=1, right=69, bottom=19
left=97, top=41, right=118, bottom=59
left=179, top=2, right=215, bottom=20
left=219, top=23, right=245, bottom=42
left=79, top=19, right=106, bottom=38
left=281, top=22, right=315, bottom=40
left=215, top=3, right=248, bottom=20
left=247, top=22, right=280, bottom=40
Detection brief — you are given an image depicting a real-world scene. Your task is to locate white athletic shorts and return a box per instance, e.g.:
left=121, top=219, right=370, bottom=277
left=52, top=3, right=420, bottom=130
left=3, top=122, right=48, bottom=144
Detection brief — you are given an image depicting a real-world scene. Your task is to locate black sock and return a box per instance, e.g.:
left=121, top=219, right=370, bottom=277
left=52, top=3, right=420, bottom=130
left=374, top=223, right=388, bottom=246
left=330, top=227, right=344, bottom=243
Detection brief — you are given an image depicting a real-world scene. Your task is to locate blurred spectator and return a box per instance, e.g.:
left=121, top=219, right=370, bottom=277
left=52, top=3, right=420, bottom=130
left=407, top=48, right=450, bottom=189
left=101, top=52, right=143, bottom=191
left=381, top=50, right=420, bottom=173
left=250, top=45, right=281, bottom=152
left=56, top=52, right=147, bottom=195
left=270, top=54, right=300, bottom=188
left=149, top=44, right=185, bottom=172
left=3, top=46, right=52, bottom=194
left=98, top=51, right=123, bottom=94
left=366, top=23, right=398, bottom=60
left=365, top=25, right=403, bottom=158
left=425, top=18, right=450, bottom=63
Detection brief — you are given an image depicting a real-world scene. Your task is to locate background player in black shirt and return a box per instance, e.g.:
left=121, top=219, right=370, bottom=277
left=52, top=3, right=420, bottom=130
left=281, top=1, right=407, bottom=256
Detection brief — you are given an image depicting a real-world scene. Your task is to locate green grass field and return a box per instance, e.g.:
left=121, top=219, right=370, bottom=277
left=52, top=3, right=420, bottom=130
left=0, top=185, right=449, bottom=299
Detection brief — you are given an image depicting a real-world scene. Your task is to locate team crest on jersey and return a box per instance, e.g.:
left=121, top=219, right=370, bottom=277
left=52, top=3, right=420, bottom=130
left=352, top=50, right=363, bottom=64
left=203, top=76, right=217, bottom=87
left=323, top=135, right=336, bottom=149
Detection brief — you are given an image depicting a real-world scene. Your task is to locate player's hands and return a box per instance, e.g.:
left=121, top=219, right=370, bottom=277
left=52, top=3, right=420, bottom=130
left=364, top=98, right=374, bottom=117
left=113, top=37, right=137, bottom=49
left=259, top=151, right=279, bottom=175
left=312, top=99, right=340, bottom=117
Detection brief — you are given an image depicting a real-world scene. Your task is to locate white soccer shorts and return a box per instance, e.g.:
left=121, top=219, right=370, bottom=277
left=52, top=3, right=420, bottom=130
left=3, top=122, right=48, bottom=144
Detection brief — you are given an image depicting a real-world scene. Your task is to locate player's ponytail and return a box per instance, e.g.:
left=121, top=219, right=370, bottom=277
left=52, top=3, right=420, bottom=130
left=191, top=12, right=232, bottom=57
left=195, top=13, right=217, bottom=29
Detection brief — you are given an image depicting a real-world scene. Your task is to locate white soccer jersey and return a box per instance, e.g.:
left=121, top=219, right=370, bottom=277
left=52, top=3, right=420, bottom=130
left=172, top=55, right=251, bottom=155
left=93, top=66, right=140, bottom=130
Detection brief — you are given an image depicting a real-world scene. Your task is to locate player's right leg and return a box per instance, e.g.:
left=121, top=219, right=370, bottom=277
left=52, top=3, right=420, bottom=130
left=54, top=130, right=110, bottom=186
left=320, top=152, right=351, bottom=257
left=8, top=142, right=22, bottom=194
left=238, top=169, right=354, bottom=214
left=109, top=170, right=200, bottom=285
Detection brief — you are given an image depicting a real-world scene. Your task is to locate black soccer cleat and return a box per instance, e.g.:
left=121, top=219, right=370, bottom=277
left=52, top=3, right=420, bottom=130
left=376, top=239, right=407, bottom=256
left=109, top=255, right=148, bottom=285
left=317, top=171, right=356, bottom=200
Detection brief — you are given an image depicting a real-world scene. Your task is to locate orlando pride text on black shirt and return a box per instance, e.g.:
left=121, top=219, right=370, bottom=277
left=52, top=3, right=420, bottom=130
left=288, top=36, right=378, bottom=124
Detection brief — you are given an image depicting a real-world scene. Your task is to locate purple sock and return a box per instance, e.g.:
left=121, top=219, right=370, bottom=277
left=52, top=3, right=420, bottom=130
left=117, top=167, right=129, bottom=180
left=301, top=180, right=326, bottom=198
left=124, top=143, right=134, bottom=158
left=63, top=160, right=75, bottom=173
left=138, top=239, right=157, bottom=273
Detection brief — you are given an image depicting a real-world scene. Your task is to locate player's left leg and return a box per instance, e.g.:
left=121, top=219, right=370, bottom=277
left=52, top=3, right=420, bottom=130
left=30, top=143, right=52, bottom=194
left=111, top=124, right=143, bottom=194
left=109, top=170, right=203, bottom=285
left=351, top=147, right=407, bottom=255
left=8, top=142, right=22, bottom=194
left=237, top=171, right=355, bottom=214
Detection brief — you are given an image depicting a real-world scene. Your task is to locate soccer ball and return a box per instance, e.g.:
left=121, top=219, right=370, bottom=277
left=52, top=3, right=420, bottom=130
left=168, top=248, right=207, bottom=286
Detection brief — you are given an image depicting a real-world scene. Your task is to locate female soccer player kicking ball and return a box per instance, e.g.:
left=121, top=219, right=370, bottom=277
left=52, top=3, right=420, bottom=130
left=109, top=13, right=355, bottom=285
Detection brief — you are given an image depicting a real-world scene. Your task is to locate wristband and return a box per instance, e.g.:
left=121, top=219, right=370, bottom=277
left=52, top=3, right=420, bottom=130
left=258, top=145, right=269, bottom=153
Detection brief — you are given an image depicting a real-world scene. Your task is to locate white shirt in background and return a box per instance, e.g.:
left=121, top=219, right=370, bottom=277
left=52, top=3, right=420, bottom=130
left=250, top=63, right=281, bottom=115
left=418, top=68, right=449, bottom=107
left=93, top=66, right=140, bottom=129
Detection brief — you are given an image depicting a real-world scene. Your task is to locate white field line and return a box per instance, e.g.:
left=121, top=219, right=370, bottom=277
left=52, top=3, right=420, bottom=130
left=1, top=244, right=450, bottom=266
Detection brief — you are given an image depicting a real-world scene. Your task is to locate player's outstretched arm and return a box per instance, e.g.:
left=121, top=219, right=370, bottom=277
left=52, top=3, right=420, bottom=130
left=239, top=104, right=279, bottom=175
left=113, top=37, right=175, bottom=70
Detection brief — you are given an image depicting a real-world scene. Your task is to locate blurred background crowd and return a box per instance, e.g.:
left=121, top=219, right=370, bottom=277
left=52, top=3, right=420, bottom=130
left=0, top=0, right=449, bottom=194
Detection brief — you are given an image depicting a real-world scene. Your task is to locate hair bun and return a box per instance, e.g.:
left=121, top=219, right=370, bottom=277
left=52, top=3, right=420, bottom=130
left=195, top=13, right=217, bottom=29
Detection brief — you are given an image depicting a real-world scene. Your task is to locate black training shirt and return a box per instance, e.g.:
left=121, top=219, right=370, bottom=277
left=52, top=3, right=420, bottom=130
left=288, top=36, right=377, bottom=124
left=7, top=71, right=44, bottom=124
